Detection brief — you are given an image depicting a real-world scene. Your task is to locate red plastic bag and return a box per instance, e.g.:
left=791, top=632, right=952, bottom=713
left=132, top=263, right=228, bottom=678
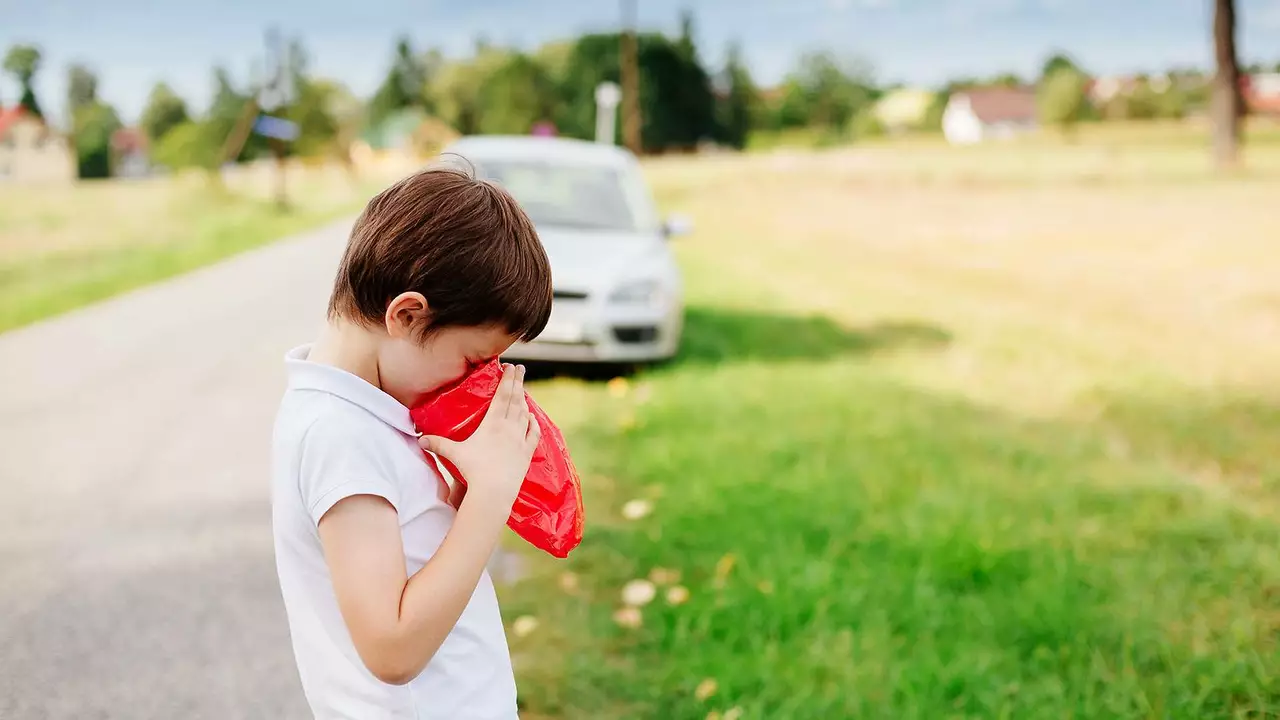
left=409, top=361, right=584, bottom=558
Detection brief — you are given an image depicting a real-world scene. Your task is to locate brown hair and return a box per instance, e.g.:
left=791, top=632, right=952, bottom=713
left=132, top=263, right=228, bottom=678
left=328, top=165, right=552, bottom=342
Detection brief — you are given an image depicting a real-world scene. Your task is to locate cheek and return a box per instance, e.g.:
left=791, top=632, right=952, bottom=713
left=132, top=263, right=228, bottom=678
left=417, top=345, right=470, bottom=393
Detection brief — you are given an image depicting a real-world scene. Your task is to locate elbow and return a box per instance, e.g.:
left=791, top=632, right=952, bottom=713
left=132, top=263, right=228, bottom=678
left=357, top=640, right=424, bottom=686
left=364, top=652, right=423, bottom=686
left=353, top=628, right=440, bottom=685
left=369, top=662, right=418, bottom=687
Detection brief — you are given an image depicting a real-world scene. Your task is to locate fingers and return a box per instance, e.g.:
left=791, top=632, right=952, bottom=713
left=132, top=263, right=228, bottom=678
left=506, top=365, right=527, bottom=418
left=418, top=434, right=457, bottom=458
left=484, top=363, right=518, bottom=422
left=524, top=413, right=542, bottom=447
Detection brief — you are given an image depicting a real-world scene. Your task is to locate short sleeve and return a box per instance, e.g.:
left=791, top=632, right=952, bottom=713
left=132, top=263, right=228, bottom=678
left=298, top=415, right=402, bottom=525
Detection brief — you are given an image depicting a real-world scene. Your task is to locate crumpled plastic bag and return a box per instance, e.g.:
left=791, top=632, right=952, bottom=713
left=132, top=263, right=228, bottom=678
left=410, top=361, right=584, bottom=558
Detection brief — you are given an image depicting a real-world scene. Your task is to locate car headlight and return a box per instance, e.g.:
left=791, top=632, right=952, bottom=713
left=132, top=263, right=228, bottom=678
left=609, top=279, right=663, bottom=305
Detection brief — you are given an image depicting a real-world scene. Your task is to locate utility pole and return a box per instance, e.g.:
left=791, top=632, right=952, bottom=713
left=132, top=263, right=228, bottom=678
left=619, top=0, right=642, bottom=154
left=259, top=27, right=292, bottom=208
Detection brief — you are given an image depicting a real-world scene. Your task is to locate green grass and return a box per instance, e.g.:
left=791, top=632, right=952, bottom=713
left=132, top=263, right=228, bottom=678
left=0, top=168, right=392, bottom=333
left=511, top=316, right=1280, bottom=719
left=505, top=142, right=1280, bottom=718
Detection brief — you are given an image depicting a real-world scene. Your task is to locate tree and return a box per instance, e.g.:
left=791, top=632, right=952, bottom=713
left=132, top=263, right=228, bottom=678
left=715, top=42, right=757, bottom=149
left=205, top=67, right=266, bottom=162
left=368, top=36, right=427, bottom=128
left=1037, top=67, right=1088, bottom=138
left=59, top=63, right=120, bottom=178
left=559, top=32, right=717, bottom=151
left=476, top=53, right=559, bottom=135
left=139, top=83, right=189, bottom=142
left=1212, top=0, right=1241, bottom=168
left=72, top=101, right=122, bottom=178
left=431, top=45, right=513, bottom=136
left=3, top=44, right=43, bottom=118
left=922, top=91, right=950, bottom=132
left=1040, top=52, right=1080, bottom=81
left=287, top=78, right=342, bottom=158
left=989, top=72, right=1023, bottom=88
left=66, top=64, right=98, bottom=119
left=273, top=39, right=341, bottom=158
left=789, top=51, right=875, bottom=133
left=676, top=9, right=697, bottom=61
left=152, top=120, right=222, bottom=170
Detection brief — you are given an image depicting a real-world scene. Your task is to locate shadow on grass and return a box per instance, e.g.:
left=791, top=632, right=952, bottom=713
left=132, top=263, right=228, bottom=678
left=524, top=306, right=951, bottom=381
left=675, top=305, right=951, bottom=366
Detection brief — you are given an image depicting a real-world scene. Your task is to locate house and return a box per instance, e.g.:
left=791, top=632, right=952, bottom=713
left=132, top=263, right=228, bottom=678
left=349, top=108, right=458, bottom=177
left=0, top=106, right=75, bottom=184
left=942, top=87, right=1038, bottom=145
left=1086, top=75, right=1141, bottom=105
left=1243, top=73, right=1280, bottom=116
left=872, top=88, right=936, bottom=133
left=110, top=127, right=151, bottom=178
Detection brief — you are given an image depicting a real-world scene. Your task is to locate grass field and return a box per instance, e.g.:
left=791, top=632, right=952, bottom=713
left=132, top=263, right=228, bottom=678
left=0, top=162, right=399, bottom=333
left=509, top=132, right=1280, bottom=718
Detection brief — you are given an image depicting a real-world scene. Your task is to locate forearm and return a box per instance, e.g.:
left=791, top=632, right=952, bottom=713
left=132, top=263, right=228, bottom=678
left=375, top=494, right=510, bottom=682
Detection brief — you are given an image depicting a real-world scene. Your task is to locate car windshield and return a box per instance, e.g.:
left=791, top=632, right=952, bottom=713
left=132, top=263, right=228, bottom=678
left=477, top=160, right=639, bottom=232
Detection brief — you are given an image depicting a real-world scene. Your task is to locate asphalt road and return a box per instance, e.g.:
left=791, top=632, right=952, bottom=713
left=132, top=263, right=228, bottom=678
left=0, top=220, right=355, bottom=719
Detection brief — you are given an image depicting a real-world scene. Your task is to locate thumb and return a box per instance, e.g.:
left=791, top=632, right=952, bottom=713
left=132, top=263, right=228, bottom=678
left=418, top=434, right=458, bottom=457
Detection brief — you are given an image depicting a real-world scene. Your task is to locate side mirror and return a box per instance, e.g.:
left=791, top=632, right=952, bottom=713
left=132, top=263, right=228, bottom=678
left=662, top=213, right=693, bottom=239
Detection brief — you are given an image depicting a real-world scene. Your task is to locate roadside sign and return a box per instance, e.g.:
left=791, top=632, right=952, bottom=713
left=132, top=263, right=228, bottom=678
left=253, top=115, right=299, bottom=142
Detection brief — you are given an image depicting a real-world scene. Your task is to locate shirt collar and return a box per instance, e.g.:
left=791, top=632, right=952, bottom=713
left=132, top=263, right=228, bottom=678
left=284, top=344, right=419, bottom=437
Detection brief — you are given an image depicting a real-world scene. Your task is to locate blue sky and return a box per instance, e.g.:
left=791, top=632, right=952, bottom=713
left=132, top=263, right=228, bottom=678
left=4, top=0, right=1280, bottom=124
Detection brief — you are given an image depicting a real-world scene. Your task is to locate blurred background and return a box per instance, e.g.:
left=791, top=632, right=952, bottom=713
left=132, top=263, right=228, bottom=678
left=2, top=1, right=1280, bottom=718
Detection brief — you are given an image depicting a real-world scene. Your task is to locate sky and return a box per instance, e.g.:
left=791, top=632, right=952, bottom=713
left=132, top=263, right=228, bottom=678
left=4, top=0, right=1280, bottom=124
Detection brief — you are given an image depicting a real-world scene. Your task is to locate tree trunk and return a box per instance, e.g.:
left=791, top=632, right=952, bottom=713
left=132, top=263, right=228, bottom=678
left=619, top=0, right=642, bottom=154
left=1212, top=0, right=1241, bottom=168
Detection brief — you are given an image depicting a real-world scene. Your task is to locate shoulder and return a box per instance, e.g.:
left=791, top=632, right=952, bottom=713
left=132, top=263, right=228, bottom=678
left=289, top=397, right=408, bottom=521
left=295, top=396, right=403, bottom=471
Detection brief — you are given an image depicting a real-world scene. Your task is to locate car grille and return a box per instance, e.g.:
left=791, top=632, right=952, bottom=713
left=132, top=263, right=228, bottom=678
left=613, top=326, right=659, bottom=344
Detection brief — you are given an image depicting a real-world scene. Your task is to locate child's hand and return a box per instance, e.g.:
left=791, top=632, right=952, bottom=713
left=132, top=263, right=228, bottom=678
left=419, top=363, right=538, bottom=513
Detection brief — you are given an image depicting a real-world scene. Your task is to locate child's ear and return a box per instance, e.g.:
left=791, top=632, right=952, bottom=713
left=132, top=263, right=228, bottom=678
left=384, top=292, right=430, bottom=339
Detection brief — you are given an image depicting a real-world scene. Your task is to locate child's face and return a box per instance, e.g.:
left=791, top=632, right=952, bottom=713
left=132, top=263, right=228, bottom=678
left=379, top=323, right=517, bottom=408
left=376, top=292, right=519, bottom=408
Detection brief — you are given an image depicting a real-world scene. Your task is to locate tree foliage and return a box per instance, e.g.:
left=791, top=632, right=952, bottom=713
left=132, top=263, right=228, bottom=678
left=3, top=44, right=43, bottom=118
left=431, top=45, right=515, bottom=136
left=559, top=32, right=715, bottom=151
left=66, top=64, right=98, bottom=119
left=715, top=42, right=757, bottom=149
left=140, top=83, right=190, bottom=142
left=368, top=37, right=428, bottom=128
left=786, top=51, right=875, bottom=133
left=72, top=103, right=121, bottom=178
left=1040, top=52, right=1081, bottom=81
left=1037, top=67, right=1088, bottom=136
left=152, top=120, right=222, bottom=170
left=475, top=53, right=558, bottom=135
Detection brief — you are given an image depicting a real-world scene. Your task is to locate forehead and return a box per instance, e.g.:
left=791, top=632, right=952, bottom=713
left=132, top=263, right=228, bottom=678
left=451, top=324, right=517, bottom=352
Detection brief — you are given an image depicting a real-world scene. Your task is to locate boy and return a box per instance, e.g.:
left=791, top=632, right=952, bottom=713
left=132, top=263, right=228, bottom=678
left=271, top=166, right=552, bottom=719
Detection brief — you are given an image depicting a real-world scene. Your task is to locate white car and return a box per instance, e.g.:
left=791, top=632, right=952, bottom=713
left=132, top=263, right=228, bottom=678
left=442, top=135, right=688, bottom=365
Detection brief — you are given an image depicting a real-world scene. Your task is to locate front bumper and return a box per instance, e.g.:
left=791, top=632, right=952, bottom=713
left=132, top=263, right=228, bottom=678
left=504, top=299, right=682, bottom=364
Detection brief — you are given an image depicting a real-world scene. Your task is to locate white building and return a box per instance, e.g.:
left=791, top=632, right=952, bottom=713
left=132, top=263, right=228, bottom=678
left=942, top=88, right=1038, bottom=145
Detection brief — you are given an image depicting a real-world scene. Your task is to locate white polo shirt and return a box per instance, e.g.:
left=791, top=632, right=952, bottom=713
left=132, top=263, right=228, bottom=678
left=271, top=345, right=517, bottom=720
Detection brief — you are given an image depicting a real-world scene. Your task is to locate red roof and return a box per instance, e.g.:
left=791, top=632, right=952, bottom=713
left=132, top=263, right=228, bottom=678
left=111, top=127, right=149, bottom=153
left=1242, top=73, right=1280, bottom=115
left=0, top=106, right=28, bottom=138
left=956, top=88, right=1037, bottom=124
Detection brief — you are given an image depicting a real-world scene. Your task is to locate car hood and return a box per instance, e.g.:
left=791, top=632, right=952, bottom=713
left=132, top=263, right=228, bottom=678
left=537, top=226, right=665, bottom=293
